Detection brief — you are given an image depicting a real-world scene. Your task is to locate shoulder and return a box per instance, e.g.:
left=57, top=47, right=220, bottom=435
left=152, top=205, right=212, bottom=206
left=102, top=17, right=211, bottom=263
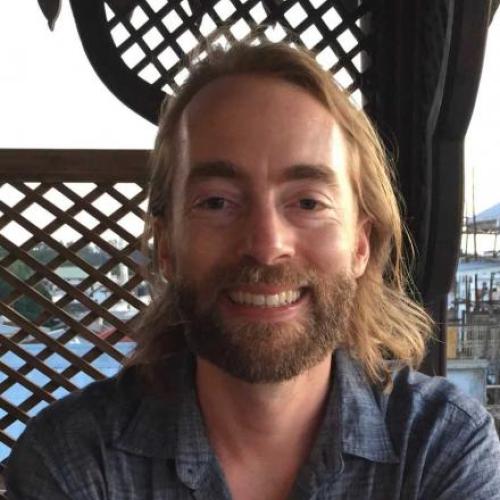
left=4, top=367, right=142, bottom=498
left=386, top=366, right=500, bottom=474
left=383, top=369, right=500, bottom=498
left=10, top=352, right=190, bottom=460
left=386, top=368, right=500, bottom=497
left=6, top=354, right=191, bottom=497
left=388, top=367, right=489, bottom=429
left=10, top=366, right=142, bottom=468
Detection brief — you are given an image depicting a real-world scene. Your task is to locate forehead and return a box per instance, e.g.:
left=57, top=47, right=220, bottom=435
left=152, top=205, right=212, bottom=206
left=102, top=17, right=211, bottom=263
left=184, top=73, right=330, bottom=121
left=178, top=74, right=349, bottom=183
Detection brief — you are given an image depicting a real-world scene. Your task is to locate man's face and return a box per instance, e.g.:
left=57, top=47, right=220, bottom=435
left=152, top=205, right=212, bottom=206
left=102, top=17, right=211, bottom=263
left=158, top=75, right=370, bottom=382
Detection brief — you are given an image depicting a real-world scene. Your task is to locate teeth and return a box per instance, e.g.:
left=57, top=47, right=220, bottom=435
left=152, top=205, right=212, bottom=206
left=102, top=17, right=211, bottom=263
left=266, top=294, right=279, bottom=307
left=229, top=289, right=301, bottom=307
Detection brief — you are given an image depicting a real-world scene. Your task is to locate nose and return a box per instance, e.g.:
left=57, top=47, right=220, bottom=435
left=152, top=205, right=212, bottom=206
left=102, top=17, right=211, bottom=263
left=238, top=200, right=295, bottom=265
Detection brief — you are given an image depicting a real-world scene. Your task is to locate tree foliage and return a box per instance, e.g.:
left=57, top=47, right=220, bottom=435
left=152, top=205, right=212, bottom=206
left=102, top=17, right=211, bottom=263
left=0, top=243, right=111, bottom=324
left=0, top=258, right=51, bottom=323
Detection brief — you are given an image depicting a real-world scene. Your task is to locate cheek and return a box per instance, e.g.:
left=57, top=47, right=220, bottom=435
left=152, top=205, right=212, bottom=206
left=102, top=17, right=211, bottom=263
left=176, top=223, right=229, bottom=275
left=299, top=227, right=355, bottom=273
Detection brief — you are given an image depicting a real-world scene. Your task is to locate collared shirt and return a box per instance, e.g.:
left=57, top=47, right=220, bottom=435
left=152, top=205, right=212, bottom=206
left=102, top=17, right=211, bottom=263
left=5, top=349, right=500, bottom=499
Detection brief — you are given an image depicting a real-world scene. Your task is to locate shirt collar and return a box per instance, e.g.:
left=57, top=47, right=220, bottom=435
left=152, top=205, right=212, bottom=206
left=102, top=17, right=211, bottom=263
left=112, top=354, right=187, bottom=459
left=174, top=355, right=214, bottom=489
left=112, top=353, right=215, bottom=488
left=334, top=349, right=399, bottom=464
left=112, top=349, right=399, bottom=472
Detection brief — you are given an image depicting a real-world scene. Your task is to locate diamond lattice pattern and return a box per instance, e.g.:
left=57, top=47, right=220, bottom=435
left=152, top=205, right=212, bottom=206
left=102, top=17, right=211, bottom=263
left=106, top=0, right=373, bottom=107
left=0, top=181, right=148, bottom=461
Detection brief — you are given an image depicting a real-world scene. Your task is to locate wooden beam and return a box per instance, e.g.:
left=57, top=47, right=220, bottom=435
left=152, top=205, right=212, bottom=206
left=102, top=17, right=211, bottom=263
left=0, top=149, right=150, bottom=183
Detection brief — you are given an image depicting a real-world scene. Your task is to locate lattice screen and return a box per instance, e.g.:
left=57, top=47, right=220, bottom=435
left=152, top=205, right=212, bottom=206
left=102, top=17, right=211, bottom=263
left=111, top=0, right=368, bottom=93
left=0, top=168, right=148, bottom=462
left=76, top=0, right=375, bottom=122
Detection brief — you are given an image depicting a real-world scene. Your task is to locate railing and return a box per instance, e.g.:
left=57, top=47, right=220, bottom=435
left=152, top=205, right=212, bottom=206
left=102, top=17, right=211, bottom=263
left=449, top=323, right=500, bottom=360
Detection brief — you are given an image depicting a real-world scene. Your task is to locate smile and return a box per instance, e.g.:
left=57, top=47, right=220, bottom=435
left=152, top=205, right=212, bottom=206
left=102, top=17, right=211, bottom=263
left=228, top=289, right=302, bottom=308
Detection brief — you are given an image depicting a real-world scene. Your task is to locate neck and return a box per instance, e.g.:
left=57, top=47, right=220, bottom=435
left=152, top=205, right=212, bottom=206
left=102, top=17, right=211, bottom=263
left=196, top=354, right=333, bottom=463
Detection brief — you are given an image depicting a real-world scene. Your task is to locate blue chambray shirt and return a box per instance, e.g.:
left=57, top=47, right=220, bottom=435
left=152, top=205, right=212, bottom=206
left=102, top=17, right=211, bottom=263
left=6, top=349, right=500, bottom=499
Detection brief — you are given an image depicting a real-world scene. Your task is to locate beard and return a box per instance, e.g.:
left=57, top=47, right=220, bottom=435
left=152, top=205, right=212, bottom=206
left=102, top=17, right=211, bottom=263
left=171, top=261, right=357, bottom=383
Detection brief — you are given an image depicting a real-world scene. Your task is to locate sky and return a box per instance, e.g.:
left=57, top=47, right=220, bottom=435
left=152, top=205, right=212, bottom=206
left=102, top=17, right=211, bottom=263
left=0, top=4, right=157, bottom=149
left=464, top=10, right=500, bottom=216
left=0, top=3, right=499, bottom=215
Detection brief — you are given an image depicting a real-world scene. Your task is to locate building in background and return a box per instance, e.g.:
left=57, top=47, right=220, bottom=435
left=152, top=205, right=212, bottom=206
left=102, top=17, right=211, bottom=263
left=448, top=202, right=500, bottom=406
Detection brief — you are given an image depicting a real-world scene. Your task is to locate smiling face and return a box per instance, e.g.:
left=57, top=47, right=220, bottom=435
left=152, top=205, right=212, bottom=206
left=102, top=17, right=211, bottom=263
left=157, top=74, right=370, bottom=382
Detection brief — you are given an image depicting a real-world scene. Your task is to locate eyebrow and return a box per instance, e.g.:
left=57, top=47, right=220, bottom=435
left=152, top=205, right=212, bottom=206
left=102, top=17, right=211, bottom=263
left=187, top=160, right=243, bottom=183
left=281, top=164, right=338, bottom=185
left=187, top=160, right=338, bottom=186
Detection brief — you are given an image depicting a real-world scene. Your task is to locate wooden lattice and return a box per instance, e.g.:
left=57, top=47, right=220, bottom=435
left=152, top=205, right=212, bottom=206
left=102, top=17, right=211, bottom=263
left=110, top=0, right=370, bottom=91
left=0, top=150, right=149, bottom=462
left=71, top=0, right=375, bottom=123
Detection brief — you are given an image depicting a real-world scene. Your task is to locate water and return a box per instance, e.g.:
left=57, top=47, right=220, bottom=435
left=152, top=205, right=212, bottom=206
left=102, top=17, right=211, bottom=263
left=0, top=341, right=135, bottom=462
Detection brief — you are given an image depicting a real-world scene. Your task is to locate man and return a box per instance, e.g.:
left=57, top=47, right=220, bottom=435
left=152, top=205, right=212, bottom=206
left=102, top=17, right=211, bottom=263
left=6, top=41, right=500, bottom=499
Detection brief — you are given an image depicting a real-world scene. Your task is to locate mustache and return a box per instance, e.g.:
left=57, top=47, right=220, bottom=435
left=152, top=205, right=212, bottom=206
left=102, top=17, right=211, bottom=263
left=172, top=261, right=319, bottom=315
left=199, top=261, right=322, bottom=290
left=172, top=259, right=356, bottom=318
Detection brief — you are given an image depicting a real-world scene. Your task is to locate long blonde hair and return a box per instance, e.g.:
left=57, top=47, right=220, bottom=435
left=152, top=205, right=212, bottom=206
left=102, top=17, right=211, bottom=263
left=129, top=40, right=433, bottom=388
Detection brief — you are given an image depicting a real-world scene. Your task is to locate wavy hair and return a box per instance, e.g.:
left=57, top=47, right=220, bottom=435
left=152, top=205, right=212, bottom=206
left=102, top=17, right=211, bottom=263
left=128, top=40, right=433, bottom=388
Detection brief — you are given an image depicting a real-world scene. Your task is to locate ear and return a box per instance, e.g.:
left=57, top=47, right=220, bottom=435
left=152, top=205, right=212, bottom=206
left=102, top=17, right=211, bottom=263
left=352, top=217, right=371, bottom=278
left=153, top=218, right=174, bottom=281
